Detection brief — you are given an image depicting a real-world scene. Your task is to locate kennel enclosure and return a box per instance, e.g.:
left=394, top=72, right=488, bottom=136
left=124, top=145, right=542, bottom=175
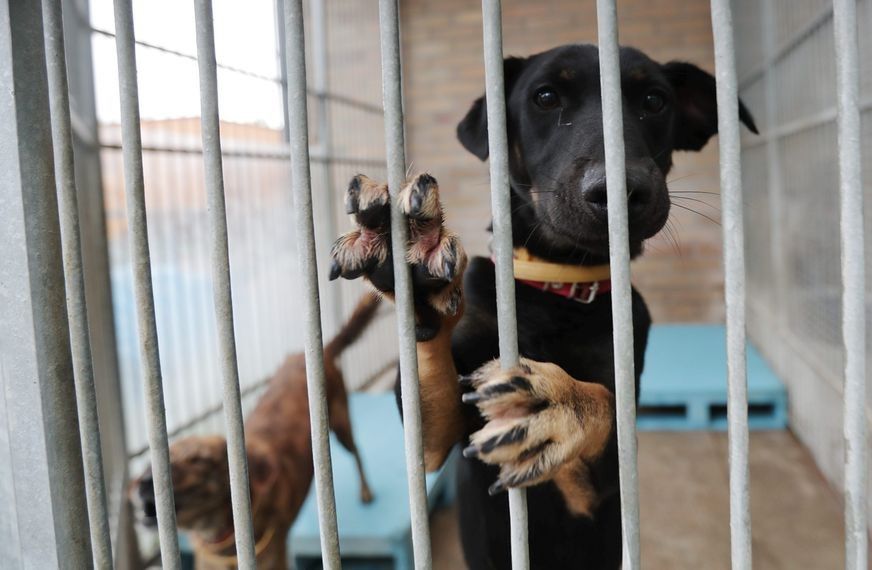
left=0, top=0, right=869, bottom=569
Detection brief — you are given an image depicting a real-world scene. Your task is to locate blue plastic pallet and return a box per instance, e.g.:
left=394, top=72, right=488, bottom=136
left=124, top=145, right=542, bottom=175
left=178, top=393, right=455, bottom=570
left=638, top=324, right=787, bottom=431
left=291, top=393, right=456, bottom=570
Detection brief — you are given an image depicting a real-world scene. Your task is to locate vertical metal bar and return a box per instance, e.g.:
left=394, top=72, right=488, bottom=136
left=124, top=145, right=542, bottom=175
left=377, top=1, right=434, bottom=568
left=283, top=1, right=342, bottom=567
left=40, top=0, right=113, bottom=566
left=110, top=0, right=182, bottom=566
left=275, top=0, right=291, bottom=144
left=192, top=1, right=257, bottom=567
left=760, top=0, right=788, bottom=331
left=0, top=1, right=92, bottom=567
left=64, top=0, right=138, bottom=563
left=594, top=2, right=641, bottom=568
left=832, top=1, right=868, bottom=568
left=310, top=0, right=343, bottom=338
left=479, top=1, right=528, bottom=568
left=709, top=1, right=752, bottom=568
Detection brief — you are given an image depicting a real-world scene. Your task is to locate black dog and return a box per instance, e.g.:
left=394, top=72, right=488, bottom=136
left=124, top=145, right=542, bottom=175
left=329, top=44, right=756, bottom=569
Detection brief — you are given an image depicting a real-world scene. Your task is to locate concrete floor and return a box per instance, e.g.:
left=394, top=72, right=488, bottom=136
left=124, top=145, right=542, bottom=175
left=431, top=431, right=855, bottom=569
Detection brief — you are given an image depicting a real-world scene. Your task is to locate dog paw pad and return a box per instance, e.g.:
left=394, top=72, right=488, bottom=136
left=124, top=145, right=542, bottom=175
left=460, top=358, right=606, bottom=492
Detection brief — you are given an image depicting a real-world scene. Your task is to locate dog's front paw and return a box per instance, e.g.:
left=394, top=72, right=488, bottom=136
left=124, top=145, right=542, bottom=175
left=329, top=173, right=467, bottom=340
left=329, top=174, right=391, bottom=281
left=460, top=358, right=614, bottom=495
left=400, top=174, right=467, bottom=318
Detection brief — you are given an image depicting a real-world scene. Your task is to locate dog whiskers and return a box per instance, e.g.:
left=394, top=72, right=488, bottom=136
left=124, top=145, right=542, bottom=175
left=522, top=222, right=543, bottom=250
left=671, top=202, right=721, bottom=226
left=665, top=172, right=703, bottom=185
left=662, top=220, right=681, bottom=255
left=670, top=195, right=721, bottom=211
left=668, top=190, right=720, bottom=196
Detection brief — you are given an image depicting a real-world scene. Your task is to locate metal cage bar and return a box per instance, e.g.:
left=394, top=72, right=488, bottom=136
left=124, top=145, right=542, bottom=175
left=479, top=0, right=529, bottom=568
left=283, top=0, right=342, bottom=567
left=0, top=1, right=92, bottom=566
left=191, top=0, right=257, bottom=566
left=594, top=1, right=642, bottom=567
left=309, top=0, right=344, bottom=338
left=832, top=1, right=868, bottom=568
left=40, top=0, right=114, bottom=567
left=710, top=0, right=752, bottom=568
left=110, top=0, right=182, bottom=566
left=377, top=0, right=434, bottom=568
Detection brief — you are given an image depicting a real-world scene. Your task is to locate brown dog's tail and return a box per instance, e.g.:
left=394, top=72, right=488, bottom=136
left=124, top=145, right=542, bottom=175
left=324, top=293, right=381, bottom=361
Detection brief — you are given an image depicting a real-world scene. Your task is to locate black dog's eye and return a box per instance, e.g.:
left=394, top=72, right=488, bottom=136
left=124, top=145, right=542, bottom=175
left=534, top=87, right=561, bottom=110
left=642, top=91, right=667, bottom=114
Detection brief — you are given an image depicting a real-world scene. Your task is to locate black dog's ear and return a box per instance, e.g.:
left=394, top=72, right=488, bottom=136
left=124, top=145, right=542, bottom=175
left=457, top=56, right=527, bottom=160
left=662, top=61, right=759, bottom=151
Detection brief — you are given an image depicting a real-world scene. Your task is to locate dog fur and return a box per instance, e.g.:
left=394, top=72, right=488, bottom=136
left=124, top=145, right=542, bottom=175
left=130, top=294, right=380, bottom=569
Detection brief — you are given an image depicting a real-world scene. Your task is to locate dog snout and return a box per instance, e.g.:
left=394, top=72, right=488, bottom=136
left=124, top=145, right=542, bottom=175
left=135, top=474, right=159, bottom=525
left=581, top=161, right=658, bottom=220
left=141, top=496, right=157, bottom=521
left=138, top=473, right=154, bottom=498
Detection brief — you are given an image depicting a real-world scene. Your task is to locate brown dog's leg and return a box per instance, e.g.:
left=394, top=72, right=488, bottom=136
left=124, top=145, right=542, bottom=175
left=328, top=385, right=375, bottom=504
left=397, top=174, right=467, bottom=470
left=334, top=424, right=375, bottom=504
left=416, top=303, right=466, bottom=471
left=329, top=173, right=469, bottom=471
left=351, top=446, right=374, bottom=504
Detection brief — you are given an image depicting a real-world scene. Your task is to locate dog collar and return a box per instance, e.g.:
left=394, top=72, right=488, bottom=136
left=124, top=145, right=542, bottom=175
left=511, top=247, right=611, bottom=282
left=492, top=248, right=612, bottom=304
left=200, top=525, right=236, bottom=548
left=516, top=277, right=611, bottom=304
left=192, top=461, right=280, bottom=559
left=193, top=525, right=277, bottom=565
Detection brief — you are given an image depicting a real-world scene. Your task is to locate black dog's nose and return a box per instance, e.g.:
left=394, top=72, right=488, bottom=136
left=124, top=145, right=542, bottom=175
left=582, top=162, right=654, bottom=218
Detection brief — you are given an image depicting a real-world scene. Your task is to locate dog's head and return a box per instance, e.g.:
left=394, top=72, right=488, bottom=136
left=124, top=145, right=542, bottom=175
left=129, top=435, right=277, bottom=533
left=458, top=44, right=758, bottom=263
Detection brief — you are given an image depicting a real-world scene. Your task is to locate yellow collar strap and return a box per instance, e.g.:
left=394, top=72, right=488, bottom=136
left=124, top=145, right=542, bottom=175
left=511, top=248, right=611, bottom=283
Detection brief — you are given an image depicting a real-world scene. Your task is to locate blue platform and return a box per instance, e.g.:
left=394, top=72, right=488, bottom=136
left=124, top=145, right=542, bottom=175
left=290, top=393, right=456, bottom=570
left=638, top=324, right=787, bottom=431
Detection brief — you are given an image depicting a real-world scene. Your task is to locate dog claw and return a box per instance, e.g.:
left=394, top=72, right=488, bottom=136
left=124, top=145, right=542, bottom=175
left=345, top=196, right=359, bottom=215
left=480, top=425, right=528, bottom=453
left=462, top=445, right=480, bottom=459
left=329, top=260, right=342, bottom=281
left=345, top=176, right=361, bottom=214
left=442, top=259, right=454, bottom=282
left=410, top=190, right=424, bottom=214
left=487, top=479, right=506, bottom=496
left=461, top=391, right=483, bottom=404
left=458, top=374, right=474, bottom=388
left=509, top=376, right=533, bottom=391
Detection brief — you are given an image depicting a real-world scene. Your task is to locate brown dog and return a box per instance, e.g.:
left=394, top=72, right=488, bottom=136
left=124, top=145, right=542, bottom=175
left=131, top=294, right=379, bottom=569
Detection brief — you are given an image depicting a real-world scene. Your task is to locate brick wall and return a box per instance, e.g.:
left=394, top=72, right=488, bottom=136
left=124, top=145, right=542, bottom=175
left=400, top=0, right=728, bottom=323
